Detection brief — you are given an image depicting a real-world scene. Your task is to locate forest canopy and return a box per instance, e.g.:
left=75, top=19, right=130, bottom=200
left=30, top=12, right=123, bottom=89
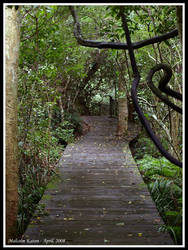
left=17, top=4, right=182, bottom=163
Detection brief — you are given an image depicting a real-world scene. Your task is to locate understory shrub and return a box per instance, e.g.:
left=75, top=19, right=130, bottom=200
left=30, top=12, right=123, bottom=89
left=17, top=141, right=62, bottom=237
left=131, top=131, right=169, bottom=160
left=17, top=113, right=82, bottom=237
left=137, top=155, right=182, bottom=244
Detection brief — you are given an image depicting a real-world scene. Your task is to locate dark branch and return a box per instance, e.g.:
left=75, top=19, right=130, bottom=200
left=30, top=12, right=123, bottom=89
left=119, top=10, right=182, bottom=168
left=157, top=64, right=182, bottom=101
left=147, top=64, right=182, bottom=114
left=69, top=6, right=182, bottom=167
left=69, top=6, right=178, bottom=50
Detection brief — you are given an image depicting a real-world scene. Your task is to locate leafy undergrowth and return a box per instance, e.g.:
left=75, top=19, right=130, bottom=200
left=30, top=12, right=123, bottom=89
left=17, top=112, right=83, bottom=238
left=17, top=143, right=63, bottom=237
left=130, top=134, right=183, bottom=245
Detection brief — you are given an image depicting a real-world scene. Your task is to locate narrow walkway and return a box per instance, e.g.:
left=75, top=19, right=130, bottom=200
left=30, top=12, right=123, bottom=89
left=21, top=116, right=173, bottom=245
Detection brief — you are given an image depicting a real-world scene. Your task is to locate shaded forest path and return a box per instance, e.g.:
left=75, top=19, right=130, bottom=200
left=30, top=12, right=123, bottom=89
left=22, top=116, right=173, bottom=245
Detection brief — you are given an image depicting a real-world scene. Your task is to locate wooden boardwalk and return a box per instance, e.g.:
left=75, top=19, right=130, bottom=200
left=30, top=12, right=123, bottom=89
left=20, top=116, right=173, bottom=246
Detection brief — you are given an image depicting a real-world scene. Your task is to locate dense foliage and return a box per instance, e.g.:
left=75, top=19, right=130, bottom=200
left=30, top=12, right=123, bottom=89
left=16, top=5, right=182, bottom=243
left=130, top=130, right=183, bottom=244
left=136, top=150, right=182, bottom=244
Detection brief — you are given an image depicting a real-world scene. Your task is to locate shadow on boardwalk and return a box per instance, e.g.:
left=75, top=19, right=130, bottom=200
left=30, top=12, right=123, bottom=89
left=18, top=116, right=173, bottom=246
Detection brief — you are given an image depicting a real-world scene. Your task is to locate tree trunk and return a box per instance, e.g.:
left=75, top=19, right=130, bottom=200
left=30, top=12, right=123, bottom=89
left=170, top=110, right=182, bottom=160
left=5, top=6, right=20, bottom=243
left=176, top=6, right=182, bottom=44
left=117, top=96, right=128, bottom=135
left=117, top=72, right=128, bottom=136
left=59, top=97, right=65, bottom=123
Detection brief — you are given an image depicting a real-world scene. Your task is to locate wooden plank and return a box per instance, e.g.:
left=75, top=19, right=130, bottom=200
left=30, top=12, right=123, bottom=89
left=19, top=116, right=174, bottom=246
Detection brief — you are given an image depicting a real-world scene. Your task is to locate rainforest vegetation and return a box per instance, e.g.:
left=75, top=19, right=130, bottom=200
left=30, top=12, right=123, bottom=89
left=5, top=5, right=183, bottom=245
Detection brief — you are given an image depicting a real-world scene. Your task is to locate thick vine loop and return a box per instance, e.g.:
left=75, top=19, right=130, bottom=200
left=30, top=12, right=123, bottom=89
left=120, top=10, right=182, bottom=167
left=147, top=64, right=182, bottom=114
left=69, top=6, right=182, bottom=167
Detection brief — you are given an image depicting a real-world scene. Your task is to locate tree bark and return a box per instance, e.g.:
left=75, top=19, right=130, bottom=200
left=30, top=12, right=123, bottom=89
left=170, top=111, right=182, bottom=160
left=5, top=6, right=20, bottom=243
left=117, top=71, right=128, bottom=136
left=176, top=6, right=182, bottom=44
left=59, top=97, right=65, bottom=123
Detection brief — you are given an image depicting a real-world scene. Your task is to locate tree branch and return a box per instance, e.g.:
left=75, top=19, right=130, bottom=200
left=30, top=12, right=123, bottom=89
left=119, top=9, right=182, bottom=167
left=69, top=6, right=178, bottom=50
left=146, top=64, right=182, bottom=114
left=69, top=6, right=182, bottom=167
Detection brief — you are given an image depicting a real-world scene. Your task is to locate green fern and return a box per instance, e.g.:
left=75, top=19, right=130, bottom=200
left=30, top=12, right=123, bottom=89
left=137, top=155, right=182, bottom=244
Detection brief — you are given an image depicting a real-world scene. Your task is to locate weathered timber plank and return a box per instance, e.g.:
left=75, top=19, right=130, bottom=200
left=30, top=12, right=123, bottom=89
left=20, top=116, right=174, bottom=246
left=22, top=222, right=172, bottom=245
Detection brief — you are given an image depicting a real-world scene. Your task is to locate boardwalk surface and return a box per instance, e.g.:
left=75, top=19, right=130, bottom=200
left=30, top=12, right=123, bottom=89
left=21, top=116, right=173, bottom=246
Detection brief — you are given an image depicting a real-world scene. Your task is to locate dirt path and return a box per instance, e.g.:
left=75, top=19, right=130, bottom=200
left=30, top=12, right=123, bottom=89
left=20, top=116, right=173, bottom=246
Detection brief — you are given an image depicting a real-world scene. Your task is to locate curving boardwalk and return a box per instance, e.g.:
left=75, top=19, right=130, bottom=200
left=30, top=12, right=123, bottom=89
left=20, top=116, right=173, bottom=246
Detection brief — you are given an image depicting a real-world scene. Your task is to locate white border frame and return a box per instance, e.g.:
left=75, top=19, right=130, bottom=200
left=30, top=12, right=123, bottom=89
left=3, top=2, right=185, bottom=248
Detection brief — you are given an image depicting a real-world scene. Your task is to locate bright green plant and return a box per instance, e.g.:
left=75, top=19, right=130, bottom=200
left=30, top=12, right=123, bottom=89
left=137, top=155, right=182, bottom=244
left=17, top=174, right=46, bottom=235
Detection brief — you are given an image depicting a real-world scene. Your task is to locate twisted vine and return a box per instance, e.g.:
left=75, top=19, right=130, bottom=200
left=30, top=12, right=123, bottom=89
left=147, top=64, right=182, bottom=114
left=69, top=6, right=182, bottom=167
left=119, top=9, right=182, bottom=167
left=69, top=6, right=178, bottom=50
